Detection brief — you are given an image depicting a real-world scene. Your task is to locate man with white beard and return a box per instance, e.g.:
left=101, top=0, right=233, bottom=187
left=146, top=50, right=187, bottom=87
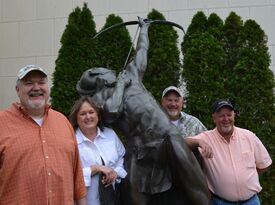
left=0, top=65, right=87, bottom=205
left=186, top=99, right=272, bottom=205
left=161, top=86, right=207, bottom=137
left=161, top=86, right=207, bottom=165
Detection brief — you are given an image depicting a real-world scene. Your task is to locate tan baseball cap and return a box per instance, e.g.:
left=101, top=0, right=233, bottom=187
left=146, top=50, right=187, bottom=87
left=162, top=86, right=183, bottom=98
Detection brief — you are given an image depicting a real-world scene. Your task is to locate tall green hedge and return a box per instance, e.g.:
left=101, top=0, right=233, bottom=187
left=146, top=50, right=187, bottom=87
left=230, top=19, right=275, bottom=203
left=182, top=11, right=227, bottom=127
left=144, top=9, right=181, bottom=101
left=223, top=12, right=243, bottom=71
left=183, top=32, right=227, bottom=126
left=182, top=11, right=208, bottom=55
left=51, top=3, right=97, bottom=116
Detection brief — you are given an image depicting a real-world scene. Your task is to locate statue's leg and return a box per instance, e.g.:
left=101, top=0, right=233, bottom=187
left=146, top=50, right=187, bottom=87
left=166, top=133, right=211, bottom=205
left=149, top=185, right=188, bottom=205
left=120, top=152, right=150, bottom=205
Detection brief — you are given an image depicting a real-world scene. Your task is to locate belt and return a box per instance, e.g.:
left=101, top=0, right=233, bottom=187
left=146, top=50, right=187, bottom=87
left=211, top=193, right=255, bottom=204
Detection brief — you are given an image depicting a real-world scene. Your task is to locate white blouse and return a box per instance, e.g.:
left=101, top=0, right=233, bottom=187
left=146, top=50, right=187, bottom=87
left=75, top=127, right=127, bottom=205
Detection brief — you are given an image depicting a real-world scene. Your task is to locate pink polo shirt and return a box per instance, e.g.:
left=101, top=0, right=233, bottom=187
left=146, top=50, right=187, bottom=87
left=193, top=127, right=272, bottom=201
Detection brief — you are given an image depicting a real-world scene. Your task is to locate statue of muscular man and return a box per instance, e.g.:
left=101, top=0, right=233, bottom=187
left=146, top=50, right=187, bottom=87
left=77, top=17, right=211, bottom=205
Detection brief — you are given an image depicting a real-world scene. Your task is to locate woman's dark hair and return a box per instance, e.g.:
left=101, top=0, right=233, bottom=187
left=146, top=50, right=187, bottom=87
left=69, top=96, right=104, bottom=131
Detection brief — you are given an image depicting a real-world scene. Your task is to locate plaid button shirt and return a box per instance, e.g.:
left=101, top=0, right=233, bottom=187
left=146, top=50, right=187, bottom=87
left=175, top=112, right=207, bottom=137
left=0, top=103, right=86, bottom=205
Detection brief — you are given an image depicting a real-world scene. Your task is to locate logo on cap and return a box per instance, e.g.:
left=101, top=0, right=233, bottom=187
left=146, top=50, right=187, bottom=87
left=212, top=99, right=234, bottom=113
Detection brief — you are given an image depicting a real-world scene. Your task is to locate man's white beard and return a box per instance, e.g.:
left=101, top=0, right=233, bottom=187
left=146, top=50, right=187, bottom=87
left=27, top=99, right=46, bottom=110
left=220, top=125, right=233, bottom=134
left=167, top=110, right=179, bottom=118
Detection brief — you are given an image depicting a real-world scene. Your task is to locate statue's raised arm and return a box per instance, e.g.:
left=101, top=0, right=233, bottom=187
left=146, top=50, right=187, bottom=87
left=98, top=17, right=151, bottom=121
left=126, top=17, right=150, bottom=81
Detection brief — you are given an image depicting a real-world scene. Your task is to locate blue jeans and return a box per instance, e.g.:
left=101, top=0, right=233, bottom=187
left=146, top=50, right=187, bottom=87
left=212, top=194, right=260, bottom=205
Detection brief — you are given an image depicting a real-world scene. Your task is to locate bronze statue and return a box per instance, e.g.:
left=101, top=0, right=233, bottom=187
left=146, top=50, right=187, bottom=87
left=77, top=17, right=211, bottom=205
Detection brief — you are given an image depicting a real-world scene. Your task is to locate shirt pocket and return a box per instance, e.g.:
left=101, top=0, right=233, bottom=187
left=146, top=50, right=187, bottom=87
left=242, top=151, right=256, bottom=168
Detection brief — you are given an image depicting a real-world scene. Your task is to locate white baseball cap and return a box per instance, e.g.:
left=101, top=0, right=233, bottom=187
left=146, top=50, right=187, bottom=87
left=17, top=65, right=47, bottom=80
left=162, top=86, right=183, bottom=98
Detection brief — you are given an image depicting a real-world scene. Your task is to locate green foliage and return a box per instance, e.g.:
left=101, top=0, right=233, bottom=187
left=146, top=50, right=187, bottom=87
left=145, top=9, right=181, bottom=101
left=96, top=14, right=134, bottom=75
left=207, top=13, right=224, bottom=40
left=230, top=20, right=274, bottom=133
left=223, top=12, right=243, bottom=75
left=182, top=11, right=208, bottom=54
left=51, top=3, right=98, bottom=116
left=182, top=11, right=275, bottom=204
left=228, top=20, right=275, bottom=204
left=183, top=11, right=227, bottom=128
left=183, top=32, right=227, bottom=128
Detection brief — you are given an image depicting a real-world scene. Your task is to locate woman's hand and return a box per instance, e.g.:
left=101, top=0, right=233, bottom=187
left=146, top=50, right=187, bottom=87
left=99, top=166, right=118, bottom=187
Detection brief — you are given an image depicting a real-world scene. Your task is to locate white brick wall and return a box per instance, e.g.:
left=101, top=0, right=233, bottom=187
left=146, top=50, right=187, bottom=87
left=0, top=22, right=19, bottom=58
left=0, top=0, right=274, bottom=109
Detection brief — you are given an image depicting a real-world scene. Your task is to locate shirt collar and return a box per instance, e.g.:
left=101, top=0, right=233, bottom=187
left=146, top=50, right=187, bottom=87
left=179, top=112, right=186, bottom=122
left=12, top=102, right=50, bottom=119
left=76, top=127, right=106, bottom=144
left=214, top=126, right=236, bottom=143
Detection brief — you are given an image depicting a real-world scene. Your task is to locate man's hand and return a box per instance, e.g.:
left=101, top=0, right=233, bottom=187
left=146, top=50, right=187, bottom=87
left=185, top=137, right=213, bottom=158
left=198, top=140, right=213, bottom=158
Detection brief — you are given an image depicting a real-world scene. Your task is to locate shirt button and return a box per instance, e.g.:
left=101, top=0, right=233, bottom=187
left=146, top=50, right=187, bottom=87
left=45, top=156, right=49, bottom=159
left=49, top=190, right=52, bottom=193
left=42, top=140, right=46, bottom=143
left=48, top=172, right=51, bottom=176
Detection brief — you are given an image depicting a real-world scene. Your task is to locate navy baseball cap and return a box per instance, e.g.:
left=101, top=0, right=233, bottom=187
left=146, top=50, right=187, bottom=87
left=212, top=99, right=234, bottom=113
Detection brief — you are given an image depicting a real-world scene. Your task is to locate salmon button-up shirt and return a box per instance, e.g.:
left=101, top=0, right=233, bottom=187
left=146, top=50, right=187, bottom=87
left=0, top=103, right=86, bottom=205
left=193, top=127, right=272, bottom=201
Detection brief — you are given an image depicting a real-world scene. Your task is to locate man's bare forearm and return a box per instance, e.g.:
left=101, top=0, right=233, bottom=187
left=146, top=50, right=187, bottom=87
left=184, top=137, right=200, bottom=150
left=185, top=137, right=213, bottom=158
